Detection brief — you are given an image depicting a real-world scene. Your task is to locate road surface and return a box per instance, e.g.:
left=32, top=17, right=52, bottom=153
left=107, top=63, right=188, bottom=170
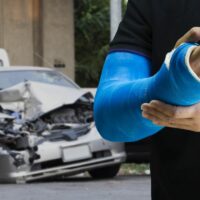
left=0, top=175, right=151, bottom=200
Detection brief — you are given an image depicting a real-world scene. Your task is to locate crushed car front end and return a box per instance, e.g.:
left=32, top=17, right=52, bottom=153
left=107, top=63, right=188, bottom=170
left=0, top=124, right=125, bottom=183
left=0, top=69, right=125, bottom=183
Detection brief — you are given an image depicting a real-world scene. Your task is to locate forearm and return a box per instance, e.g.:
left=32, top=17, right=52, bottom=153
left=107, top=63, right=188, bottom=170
left=94, top=43, right=200, bottom=142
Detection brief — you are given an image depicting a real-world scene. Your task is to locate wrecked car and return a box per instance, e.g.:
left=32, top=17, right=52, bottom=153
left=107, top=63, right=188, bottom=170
left=0, top=67, right=125, bottom=183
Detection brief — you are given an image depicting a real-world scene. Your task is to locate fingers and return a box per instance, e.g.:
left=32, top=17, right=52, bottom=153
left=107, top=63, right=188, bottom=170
left=142, top=110, right=194, bottom=131
left=142, top=100, right=176, bottom=117
left=153, top=120, right=193, bottom=132
left=142, top=104, right=170, bottom=120
left=141, top=100, right=196, bottom=119
left=175, top=27, right=200, bottom=48
left=142, top=110, right=168, bottom=122
left=142, top=108, right=195, bottom=131
left=145, top=114, right=193, bottom=126
left=141, top=100, right=200, bottom=132
left=153, top=118, right=200, bottom=132
left=142, top=104, right=193, bottom=126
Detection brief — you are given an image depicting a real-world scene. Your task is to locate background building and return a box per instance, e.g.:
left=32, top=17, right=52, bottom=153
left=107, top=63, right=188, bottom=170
left=0, top=0, right=75, bottom=79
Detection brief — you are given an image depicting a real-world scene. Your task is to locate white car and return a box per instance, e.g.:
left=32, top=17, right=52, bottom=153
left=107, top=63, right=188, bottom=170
left=0, top=67, right=126, bottom=183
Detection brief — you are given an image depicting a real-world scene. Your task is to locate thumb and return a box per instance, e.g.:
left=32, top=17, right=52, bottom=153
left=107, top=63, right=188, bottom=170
left=175, top=27, right=200, bottom=48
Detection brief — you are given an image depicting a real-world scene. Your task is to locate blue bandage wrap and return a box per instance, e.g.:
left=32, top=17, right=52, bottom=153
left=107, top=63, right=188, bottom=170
left=94, top=43, right=200, bottom=142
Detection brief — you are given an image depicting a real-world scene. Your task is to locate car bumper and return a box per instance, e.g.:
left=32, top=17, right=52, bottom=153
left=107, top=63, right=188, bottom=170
left=0, top=134, right=126, bottom=183
left=0, top=152, right=125, bottom=183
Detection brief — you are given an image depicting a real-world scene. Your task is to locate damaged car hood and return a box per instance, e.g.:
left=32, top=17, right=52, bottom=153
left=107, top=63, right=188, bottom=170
left=0, top=81, right=90, bottom=120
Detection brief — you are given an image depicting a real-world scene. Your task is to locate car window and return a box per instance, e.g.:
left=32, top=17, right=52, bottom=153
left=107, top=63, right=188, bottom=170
left=0, top=70, right=78, bottom=89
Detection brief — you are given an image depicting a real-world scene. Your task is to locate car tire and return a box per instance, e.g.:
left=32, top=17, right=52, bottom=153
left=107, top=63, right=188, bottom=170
left=89, top=164, right=121, bottom=179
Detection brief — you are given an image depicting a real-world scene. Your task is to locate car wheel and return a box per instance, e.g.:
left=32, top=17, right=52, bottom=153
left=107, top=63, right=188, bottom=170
left=89, top=164, right=121, bottom=179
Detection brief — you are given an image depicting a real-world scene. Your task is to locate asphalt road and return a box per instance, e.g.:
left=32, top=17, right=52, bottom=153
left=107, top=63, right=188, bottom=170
left=0, top=175, right=151, bottom=200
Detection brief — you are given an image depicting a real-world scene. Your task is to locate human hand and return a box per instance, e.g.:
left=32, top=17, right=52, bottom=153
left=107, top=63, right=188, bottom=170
left=175, top=27, right=200, bottom=47
left=140, top=28, right=200, bottom=132
left=175, top=27, right=200, bottom=77
left=141, top=100, right=200, bottom=132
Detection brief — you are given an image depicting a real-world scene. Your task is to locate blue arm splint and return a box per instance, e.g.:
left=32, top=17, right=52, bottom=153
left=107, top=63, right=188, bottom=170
left=94, top=43, right=200, bottom=142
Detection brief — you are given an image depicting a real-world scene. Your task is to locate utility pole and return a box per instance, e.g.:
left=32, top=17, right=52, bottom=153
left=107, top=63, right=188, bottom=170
left=110, top=0, right=122, bottom=41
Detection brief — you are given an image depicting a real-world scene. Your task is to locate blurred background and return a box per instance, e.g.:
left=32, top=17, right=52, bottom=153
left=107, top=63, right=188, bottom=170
left=0, top=0, right=127, bottom=86
left=0, top=0, right=150, bottom=178
left=75, top=0, right=127, bottom=87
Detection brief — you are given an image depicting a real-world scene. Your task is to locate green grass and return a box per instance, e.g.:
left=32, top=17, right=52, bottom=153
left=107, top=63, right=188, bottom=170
left=119, top=163, right=150, bottom=175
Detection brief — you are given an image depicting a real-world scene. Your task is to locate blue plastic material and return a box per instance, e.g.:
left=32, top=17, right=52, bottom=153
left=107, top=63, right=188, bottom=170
left=94, top=43, right=200, bottom=142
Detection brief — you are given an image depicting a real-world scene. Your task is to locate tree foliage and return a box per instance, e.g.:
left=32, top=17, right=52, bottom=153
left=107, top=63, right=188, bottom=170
left=75, top=0, right=127, bottom=87
left=74, top=0, right=110, bottom=87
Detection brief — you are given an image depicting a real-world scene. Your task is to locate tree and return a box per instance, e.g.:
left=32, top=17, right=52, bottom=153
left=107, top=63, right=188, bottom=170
left=74, top=0, right=110, bottom=87
left=75, top=0, right=127, bottom=87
